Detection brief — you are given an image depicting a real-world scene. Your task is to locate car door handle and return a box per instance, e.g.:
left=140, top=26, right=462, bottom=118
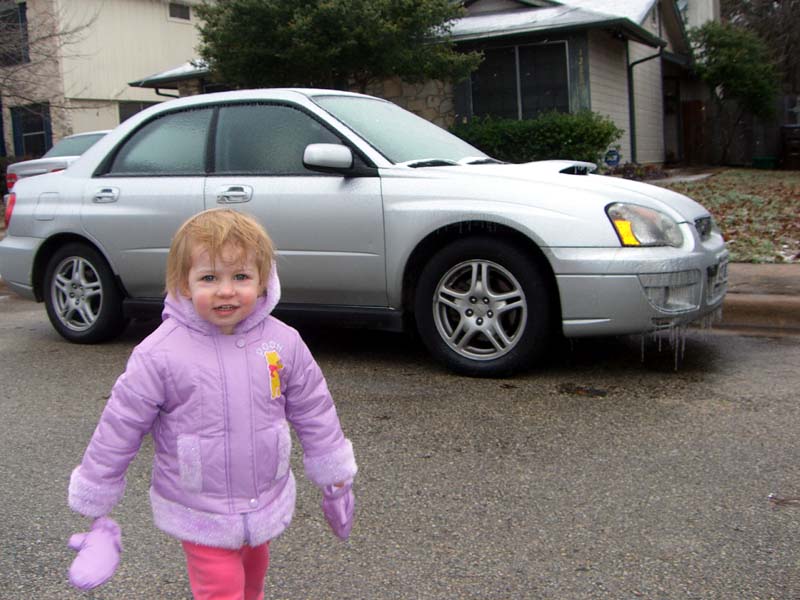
left=93, top=187, right=119, bottom=203
left=216, top=185, right=252, bottom=203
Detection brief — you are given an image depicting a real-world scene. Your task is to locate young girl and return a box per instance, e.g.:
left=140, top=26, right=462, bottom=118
left=66, top=208, right=357, bottom=599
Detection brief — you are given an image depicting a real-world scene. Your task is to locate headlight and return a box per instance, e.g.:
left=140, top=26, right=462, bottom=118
left=606, top=203, right=684, bottom=247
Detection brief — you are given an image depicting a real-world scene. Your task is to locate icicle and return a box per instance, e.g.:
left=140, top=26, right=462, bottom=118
left=681, top=326, right=687, bottom=361
left=640, top=334, right=646, bottom=363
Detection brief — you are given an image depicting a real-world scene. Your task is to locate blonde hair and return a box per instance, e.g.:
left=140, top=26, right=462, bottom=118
left=166, top=208, right=275, bottom=297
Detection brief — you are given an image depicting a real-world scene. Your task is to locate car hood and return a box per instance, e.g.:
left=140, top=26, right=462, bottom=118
left=414, top=160, right=710, bottom=223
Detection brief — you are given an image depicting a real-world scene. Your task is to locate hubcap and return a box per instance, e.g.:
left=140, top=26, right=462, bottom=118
left=433, top=259, right=527, bottom=361
left=51, top=256, right=103, bottom=332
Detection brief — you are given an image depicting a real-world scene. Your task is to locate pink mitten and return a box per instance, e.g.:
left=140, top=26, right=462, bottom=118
left=67, top=517, right=122, bottom=590
left=322, top=482, right=355, bottom=540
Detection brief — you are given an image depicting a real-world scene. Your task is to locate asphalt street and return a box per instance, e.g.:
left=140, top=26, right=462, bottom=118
left=1, top=292, right=799, bottom=599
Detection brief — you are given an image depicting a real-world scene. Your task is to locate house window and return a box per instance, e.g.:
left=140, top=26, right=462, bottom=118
left=118, top=101, right=159, bottom=123
left=470, top=41, right=569, bottom=120
left=0, top=1, right=29, bottom=67
left=11, top=104, right=51, bottom=158
left=168, top=2, right=191, bottom=21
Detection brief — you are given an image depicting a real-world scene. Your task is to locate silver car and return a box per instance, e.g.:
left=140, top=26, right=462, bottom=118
left=4, top=130, right=109, bottom=190
left=0, top=89, right=728, bottom=376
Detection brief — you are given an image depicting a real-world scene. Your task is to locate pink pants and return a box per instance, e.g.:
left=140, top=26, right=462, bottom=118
left=182, top=540, right=270, bottom=600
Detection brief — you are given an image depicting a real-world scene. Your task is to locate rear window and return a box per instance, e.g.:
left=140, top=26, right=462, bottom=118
left=43, top=133, right=106, bottom=158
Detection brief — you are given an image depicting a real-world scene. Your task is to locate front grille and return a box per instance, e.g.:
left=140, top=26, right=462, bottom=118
left=695, top=216, right=713, bottom=241
left=639, top=270, right=701, bottom=313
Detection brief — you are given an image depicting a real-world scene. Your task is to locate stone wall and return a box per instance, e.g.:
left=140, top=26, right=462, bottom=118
left=365, top=77, right=455, bottom=128
left=177, top=79, right=204, bottom=97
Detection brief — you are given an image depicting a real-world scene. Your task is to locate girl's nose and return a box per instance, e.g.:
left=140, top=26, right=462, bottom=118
left=217, top=280, right=235, bottom=296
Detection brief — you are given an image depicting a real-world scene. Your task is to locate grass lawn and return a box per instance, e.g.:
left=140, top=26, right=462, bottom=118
left=656, top=168, right=800, bottom=263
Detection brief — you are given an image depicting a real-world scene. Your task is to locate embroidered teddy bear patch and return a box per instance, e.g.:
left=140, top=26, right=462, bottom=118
left=266, top=350, right=284, bottom=399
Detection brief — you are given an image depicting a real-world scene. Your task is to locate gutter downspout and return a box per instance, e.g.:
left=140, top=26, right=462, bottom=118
left=154, top=88, right=179, bottom=98
left=627, top=43, right=663, bottom=163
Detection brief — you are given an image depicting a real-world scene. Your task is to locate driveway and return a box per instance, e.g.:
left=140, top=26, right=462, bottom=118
left=0, top=288, right=799, bottom=598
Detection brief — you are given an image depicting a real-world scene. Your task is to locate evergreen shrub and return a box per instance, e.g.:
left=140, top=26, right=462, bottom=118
left=450, top=111, right=624, bottom=165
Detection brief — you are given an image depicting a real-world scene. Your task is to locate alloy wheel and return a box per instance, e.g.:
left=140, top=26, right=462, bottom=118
left=432, top=259, right=528, bottom=361
left=50, top=255, right=104, bottom=332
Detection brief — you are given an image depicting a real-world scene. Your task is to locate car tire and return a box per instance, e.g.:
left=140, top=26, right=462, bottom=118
left=43, top=243, right=128, bottom=343
left=414, top=236, right=553, bottom=377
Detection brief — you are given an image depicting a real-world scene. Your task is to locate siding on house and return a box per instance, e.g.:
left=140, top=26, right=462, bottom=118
left=57, top=0, right=202, bottom=138
left=59, top=0, right=200, bottom=103
left=629, top=5, right=665, bottom=164
left=683, top=0, right=720, bottom=28
left=588, top=30, right=631, bottom=163
left=628, top=42, right=664, bottom=164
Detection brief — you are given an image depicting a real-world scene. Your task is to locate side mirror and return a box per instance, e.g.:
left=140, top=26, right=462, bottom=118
left=303, top=144, right=353, bottom=171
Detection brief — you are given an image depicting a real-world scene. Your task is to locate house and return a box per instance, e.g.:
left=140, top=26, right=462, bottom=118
left=22, top=0, right=719, bottom=167
left=137, top=0, right=718, bottom=167
left=381, top=0, right=720, bottom=166
left=358, top=0, right=720, bottom=166
left=0, top=0, right=203, bottom=158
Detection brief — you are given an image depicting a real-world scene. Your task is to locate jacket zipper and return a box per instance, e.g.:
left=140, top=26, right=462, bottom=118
left=213, top=336, right=235, bottom=514
left=243, top=513, right=251, bottom=546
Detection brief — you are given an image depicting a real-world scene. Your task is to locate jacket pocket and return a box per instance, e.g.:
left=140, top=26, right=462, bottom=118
left=276, top=422, right=291, bottom=479
left=177, top=434, right=202, bottom=493
left=256, top=421, right=292, bottom=485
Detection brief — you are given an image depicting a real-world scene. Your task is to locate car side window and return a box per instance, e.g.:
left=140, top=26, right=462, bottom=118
left=214, top=103, right=342, bottom=175
left=108, top=108, right=213, bottom=175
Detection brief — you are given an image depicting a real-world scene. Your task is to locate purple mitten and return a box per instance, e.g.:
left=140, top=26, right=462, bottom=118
left=322, top=482, right=355, bottom=540
left=67, top=517, right=122, bottom=590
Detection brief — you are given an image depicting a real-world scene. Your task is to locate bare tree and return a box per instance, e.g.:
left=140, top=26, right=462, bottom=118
left=722, top=0, right=800, bottom=93
left=0, top=0, right=96, bottom=108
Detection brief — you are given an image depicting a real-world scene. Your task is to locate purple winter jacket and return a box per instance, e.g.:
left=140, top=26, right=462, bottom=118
left=68, top=265, right=357, bottom=549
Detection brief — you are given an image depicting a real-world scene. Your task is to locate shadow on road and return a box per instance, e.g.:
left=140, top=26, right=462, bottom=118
left=87, top=313, right=732, bottom=379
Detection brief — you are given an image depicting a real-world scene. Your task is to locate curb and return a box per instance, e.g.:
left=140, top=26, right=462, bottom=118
left=718, top=293, right=800, bottom=334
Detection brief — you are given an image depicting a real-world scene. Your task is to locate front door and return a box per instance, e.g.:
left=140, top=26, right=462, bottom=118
left=204, top=102, right=386, bottom=307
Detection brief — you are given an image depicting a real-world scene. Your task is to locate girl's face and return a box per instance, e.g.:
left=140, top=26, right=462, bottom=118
left=185, top=243, right=263, bottom=334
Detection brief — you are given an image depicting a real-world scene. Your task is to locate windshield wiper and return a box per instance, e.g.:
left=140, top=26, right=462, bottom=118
left=403, top=158, right=459, bottom=168
left=459, top=157, right=504, bottom=165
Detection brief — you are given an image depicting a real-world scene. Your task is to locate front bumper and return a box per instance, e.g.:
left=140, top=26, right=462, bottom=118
left=548, top=245, right=729, bottom=337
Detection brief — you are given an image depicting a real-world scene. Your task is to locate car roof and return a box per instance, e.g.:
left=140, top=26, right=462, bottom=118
left=63, top=130, right=111, bottom=139
left=138, top=88, right=375, bottom=113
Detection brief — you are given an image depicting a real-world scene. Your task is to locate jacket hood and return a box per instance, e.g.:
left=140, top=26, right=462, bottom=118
left=162, top=261, right=282, bottom=335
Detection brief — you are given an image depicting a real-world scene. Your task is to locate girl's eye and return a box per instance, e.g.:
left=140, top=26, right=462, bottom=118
left=234, top=273, right=250, bottom=281
left=201, top=275, right=215, bottom=282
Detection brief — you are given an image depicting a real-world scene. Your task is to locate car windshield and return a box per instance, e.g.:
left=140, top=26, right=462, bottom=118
left=43, top=133, right=106, bottom=158
left=313, top=95, right=487, bottom=164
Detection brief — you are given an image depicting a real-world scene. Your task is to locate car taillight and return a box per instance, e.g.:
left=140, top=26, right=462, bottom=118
left=4, top=192, right=15, bottom=229
left=6, top=172, right=17, bottom=190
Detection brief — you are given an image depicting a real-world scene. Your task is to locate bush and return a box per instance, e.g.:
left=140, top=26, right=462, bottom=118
left=450, top=111, right=624, bottom=165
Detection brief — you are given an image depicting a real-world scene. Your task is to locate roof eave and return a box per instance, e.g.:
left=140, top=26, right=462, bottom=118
left=129, top=70, right=211, bottom=89
left=452, top=17, right=666, bottom=48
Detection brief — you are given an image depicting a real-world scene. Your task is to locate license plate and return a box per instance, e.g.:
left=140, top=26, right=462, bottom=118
left=707, top=259, right=728, bottom=300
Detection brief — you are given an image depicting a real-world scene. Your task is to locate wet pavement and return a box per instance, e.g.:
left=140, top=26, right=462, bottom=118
left=1, top=287, right=799, bottom=599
